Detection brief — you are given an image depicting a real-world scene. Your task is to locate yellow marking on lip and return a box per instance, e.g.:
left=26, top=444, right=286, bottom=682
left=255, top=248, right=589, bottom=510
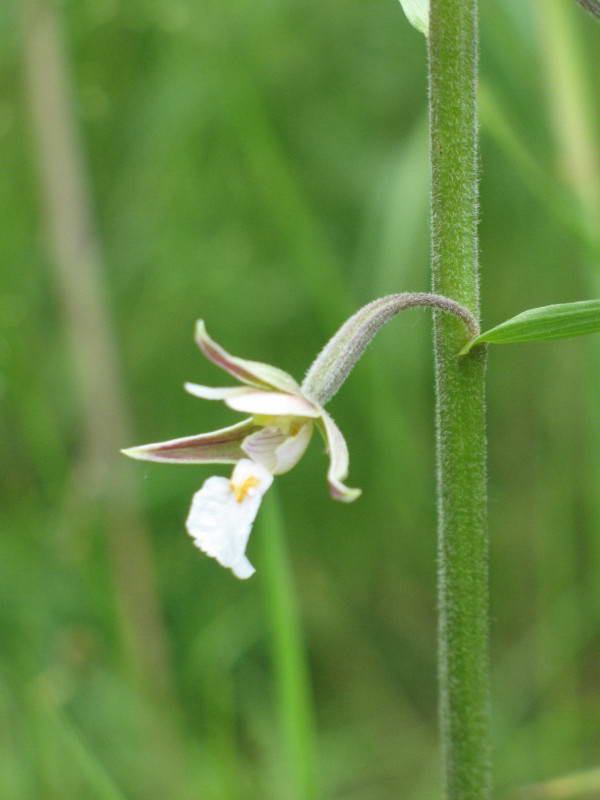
left=230, top=476, right=260, bottom=503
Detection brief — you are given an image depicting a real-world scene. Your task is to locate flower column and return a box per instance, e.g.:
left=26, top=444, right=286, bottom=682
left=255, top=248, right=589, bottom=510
left=429, top=1, right=491, bottom=798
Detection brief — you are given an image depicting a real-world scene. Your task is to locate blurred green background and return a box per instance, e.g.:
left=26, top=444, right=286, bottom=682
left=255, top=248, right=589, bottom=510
left=2, top=0, right=600, bottom=798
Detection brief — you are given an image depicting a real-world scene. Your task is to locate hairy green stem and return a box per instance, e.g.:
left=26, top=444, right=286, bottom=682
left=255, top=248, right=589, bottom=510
left=428, top=1, right=491, bottom=798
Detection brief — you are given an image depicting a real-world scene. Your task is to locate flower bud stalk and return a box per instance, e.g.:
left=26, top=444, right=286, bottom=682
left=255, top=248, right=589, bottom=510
left=302, top=292, right=478, bottom=406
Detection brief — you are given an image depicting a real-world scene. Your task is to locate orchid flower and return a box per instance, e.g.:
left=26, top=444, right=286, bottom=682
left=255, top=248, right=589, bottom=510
left=122, top=294, right=478, bottom=579
left=122, top=321, right=360, bottom=578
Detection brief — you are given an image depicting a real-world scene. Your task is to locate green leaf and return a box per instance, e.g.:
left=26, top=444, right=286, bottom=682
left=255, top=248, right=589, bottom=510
left=460, top=300, right=600, bottom=355
left=398, top=0, right=429, bottom=36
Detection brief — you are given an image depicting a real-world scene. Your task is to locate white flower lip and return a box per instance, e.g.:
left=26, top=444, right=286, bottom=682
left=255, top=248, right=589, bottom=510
left=186, top=459, right=274, bottom=579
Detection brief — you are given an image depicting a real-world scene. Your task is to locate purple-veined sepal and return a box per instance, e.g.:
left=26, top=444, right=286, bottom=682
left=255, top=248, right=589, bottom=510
left=195, top=321, right=302, bottom=395
left=121, top=419, right=259, bottom=464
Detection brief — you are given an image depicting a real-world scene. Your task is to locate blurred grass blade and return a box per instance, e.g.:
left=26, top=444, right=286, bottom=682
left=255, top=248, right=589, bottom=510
left=51, top=711, right=130, bottom=800
left=19, top=2, right=186, bottom=791
left=535, top=0, right=600, bottom=240
left=506, top=765, right=600, bottom=798
left=479, top=82, right=599, bottom=255
left=259, top=492, right=317, bottom=800
left=19, top=0, right=179, bottom=703
left=461, top=300, right=600, bottom=354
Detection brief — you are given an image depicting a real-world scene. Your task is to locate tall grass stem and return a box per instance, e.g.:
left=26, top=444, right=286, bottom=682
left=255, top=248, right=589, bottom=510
left=19, top=1, right=184, bottom=790
left=259, top=492, right=318, bottom=800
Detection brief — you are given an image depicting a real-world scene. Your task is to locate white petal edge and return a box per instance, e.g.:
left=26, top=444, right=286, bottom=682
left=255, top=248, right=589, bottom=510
left=184, top=383, right=251, bottom=401
left=225, top=390, right=320, bottom=418
left=319, top=409, right=361, bottom=502
left=186, top=459, right=273, bottom=579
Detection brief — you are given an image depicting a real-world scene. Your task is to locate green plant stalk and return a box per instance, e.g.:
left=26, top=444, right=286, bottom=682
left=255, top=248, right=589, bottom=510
left=259, top=492, right=318, bottom=800
left=428, top=1, right=491, bottom=798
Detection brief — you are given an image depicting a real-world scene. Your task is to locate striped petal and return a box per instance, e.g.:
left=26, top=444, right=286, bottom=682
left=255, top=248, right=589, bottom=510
left=242, top=421, right=313, bottom=474
left=241, top=426, right=287, bottom=473
left=121, top=419, right=259, bottom=464
left=319, top=410, right=361, bottom=502
left=195, top=320, right=301, bottom=394
left=272, top=421, right=313, bottom=474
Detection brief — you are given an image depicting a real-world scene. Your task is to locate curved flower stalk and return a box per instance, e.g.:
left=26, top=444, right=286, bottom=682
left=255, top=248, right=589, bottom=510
left=302, top=292, right=478, bottom=405
left=122, top=321, right=360, bottom=578
left=123, top=294, right=476, bottom=578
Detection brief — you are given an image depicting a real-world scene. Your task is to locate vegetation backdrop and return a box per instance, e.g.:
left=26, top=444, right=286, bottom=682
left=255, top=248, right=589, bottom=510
left=2, top=0, right=600, bottom=797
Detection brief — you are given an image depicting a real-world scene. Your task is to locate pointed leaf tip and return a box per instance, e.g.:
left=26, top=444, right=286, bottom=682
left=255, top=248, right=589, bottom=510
left=460, top=299, right=600, bottom=354
left=398, top=0, right=429, bottom=36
